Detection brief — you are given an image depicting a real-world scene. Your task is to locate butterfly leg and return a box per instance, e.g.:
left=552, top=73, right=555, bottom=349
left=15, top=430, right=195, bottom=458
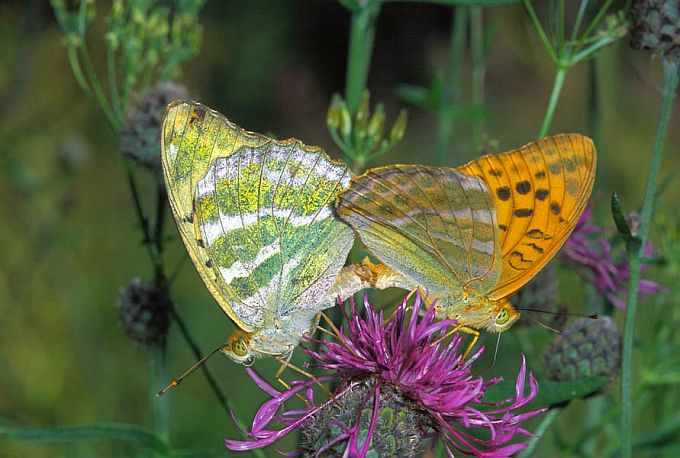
left=430, top=324, right=480, bottom=363
left=274, top=355, right=335, bottom=403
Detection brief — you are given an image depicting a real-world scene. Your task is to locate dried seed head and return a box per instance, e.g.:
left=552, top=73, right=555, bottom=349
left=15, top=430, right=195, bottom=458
left=630, top=0, right=680, bottom=61
left=117, top=277, right=171, bottom=344
left=121, top=82, right=190, bottom=171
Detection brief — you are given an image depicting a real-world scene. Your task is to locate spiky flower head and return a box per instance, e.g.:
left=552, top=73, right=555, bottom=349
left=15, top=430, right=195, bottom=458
left=116, top=277, right=171, bottom=344
left=544, top=316, right=622, bottom=383
left=121, top=82, right=189, bottom=171
left=226, top=294, right=544, bottom=457
left=630, top=0, right=680, bottom=62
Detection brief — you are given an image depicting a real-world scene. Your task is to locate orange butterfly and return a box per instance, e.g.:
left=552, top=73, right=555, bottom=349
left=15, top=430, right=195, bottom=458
left=336, top=134, right=596, bottom=334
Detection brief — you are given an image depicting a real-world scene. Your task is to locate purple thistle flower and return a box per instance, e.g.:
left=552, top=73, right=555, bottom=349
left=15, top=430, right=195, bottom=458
left=562, top=205, right=666, bottom=308
left=226, top=293, right=544, bottom=457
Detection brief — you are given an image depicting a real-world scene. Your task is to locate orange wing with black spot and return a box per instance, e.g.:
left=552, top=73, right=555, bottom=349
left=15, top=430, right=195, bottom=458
left=457, top=134, right=596, bottom=300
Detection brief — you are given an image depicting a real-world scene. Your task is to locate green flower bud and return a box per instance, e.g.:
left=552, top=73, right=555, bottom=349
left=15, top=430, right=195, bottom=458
left=367, top=103, right=385, bottom=144
left=544, top=316, right=621, bottom=384
left=389, top=109, right=408, bottom=144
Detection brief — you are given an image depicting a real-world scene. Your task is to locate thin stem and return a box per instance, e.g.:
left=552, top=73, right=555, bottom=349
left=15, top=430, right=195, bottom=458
left=435, top=7, right=467, bottom=165
left=79, top=41, right=121, bottom=131
left=470, top=6, right=485, bottom=152
left=538, top=65, right=568, bottom=138
left=578, top=0, right=614, bottom=50
left=147, top=343, right=169, bottom=442
left=154, top=180, right=168, bottom=268
left=570, top=0, right=590, bottom=43
left=621, top=59, right=679, bottom=458
left=106, top=41, right=123, bottom=121
left=124, top=161, right=160, bottom=268
left=344, top=1, right=380, bottom=114
left=522, top=0, right=557, bottom=64
left=517, top=408, right=560, bottom=458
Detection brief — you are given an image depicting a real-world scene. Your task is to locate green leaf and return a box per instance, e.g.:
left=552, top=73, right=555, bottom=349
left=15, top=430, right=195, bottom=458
left=482, top=376, right=607, bottom=408
left=611, top=192, right=642, bottom=255
left=0, top=423, right=170, bottom=455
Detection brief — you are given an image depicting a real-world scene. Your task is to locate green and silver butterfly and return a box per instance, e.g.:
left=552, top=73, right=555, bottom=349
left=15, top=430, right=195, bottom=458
left=161, top=101, right=367, bottom=366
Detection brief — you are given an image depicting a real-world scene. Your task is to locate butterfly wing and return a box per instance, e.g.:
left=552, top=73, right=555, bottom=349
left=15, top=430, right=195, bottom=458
left=336, top=164, right=501, bottom=302
left=457, top=133, right=596, bottom=300
left=162, top=101, right=354, bottom=332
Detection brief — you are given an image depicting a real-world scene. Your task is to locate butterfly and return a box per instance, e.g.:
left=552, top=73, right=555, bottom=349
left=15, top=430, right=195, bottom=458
left=336, top=134, right=596, bottom=333
left=161, top=100, right=363, bottom=366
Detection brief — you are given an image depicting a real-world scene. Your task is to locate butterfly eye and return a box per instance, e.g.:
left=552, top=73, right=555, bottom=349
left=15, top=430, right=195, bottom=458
left=233, top=339, right=249, bottom=357
left=243, top=356, right=255, bottom=367
left=496, top=309, right=509, bottom=325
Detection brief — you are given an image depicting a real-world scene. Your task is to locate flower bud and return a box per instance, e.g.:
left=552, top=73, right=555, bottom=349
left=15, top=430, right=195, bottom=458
left=544, top=316, right=621, bottom=384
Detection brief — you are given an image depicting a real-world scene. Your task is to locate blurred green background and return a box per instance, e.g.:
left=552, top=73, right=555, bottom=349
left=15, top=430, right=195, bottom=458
left=1, top=0, right=679, bottom=456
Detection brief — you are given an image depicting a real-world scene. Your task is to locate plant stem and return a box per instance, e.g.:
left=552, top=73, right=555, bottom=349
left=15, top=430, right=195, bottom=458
left=435, top=7, right=466, bottom=165
left=518, top=408, right=560, bottom=458
left=621, top=59, right=679, bottom=458
left=147, top=343, right=169, bottom=442
left=344, top=1, right=380, bottom=115
left=538, top=65, right=567, bottom=138
left=470, top=6, right=485, bottom=153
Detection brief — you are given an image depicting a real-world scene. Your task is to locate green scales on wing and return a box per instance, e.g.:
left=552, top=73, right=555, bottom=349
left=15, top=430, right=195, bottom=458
left=161, top=101, right=362, bottom=365
left=336, top=164, right=507, bottom=330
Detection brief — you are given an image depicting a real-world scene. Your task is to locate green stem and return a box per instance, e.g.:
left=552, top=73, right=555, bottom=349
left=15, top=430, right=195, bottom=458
left=147, top=343, right=169, bottom=442
left=522, top=0, right=557, bottom=63
left=621, top=59, right=679, bottom=458
left=470, top=6, right=485, bottom=153
left=106, top=42, right=123, bottom=121
left=518, top=408, right=560, bottom=458
left=0, top=424, right=170, bottom=454
left=124, top=161, right=160, bottom=268
left=344, top=1, right=380, bottom=114
left=538, top=65, right=568, bottom=139
left=435, top=7, right=467, bottom=165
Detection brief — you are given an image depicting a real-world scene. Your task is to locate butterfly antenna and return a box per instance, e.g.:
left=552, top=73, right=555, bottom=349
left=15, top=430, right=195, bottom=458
left=157, top=345, right=226, bottom=397
left=516, top=307, right=599, bottom=320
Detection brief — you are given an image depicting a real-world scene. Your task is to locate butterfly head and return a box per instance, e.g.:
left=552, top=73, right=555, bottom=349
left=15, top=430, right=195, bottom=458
left=221, top=329, right=256, bottom=366
left=487, top=298, right=520, bottom=332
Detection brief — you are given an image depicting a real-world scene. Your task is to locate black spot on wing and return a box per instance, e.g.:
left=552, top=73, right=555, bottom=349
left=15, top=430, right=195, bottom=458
left=514, top=208, right=534, bottom=217
left=515, top=180, right=531, bottom=195
left=509, top=250, right=531, bottom=270
left=535, top=171, right=546, bottom=180
left=496, top=186, right=511, bottom=201
left=489, top=168, right=503, bottom=177
left=550, top=201, right=561, bottom=215
left=525, top=242, right=544, bottom=254
left=527, top=228, right=552, bottom=240
left=535, top=189, right=549, bottom=201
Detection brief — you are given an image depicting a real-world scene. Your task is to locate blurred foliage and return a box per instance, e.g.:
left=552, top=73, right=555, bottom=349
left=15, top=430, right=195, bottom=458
left=0, top=0, right=679, bottom=457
